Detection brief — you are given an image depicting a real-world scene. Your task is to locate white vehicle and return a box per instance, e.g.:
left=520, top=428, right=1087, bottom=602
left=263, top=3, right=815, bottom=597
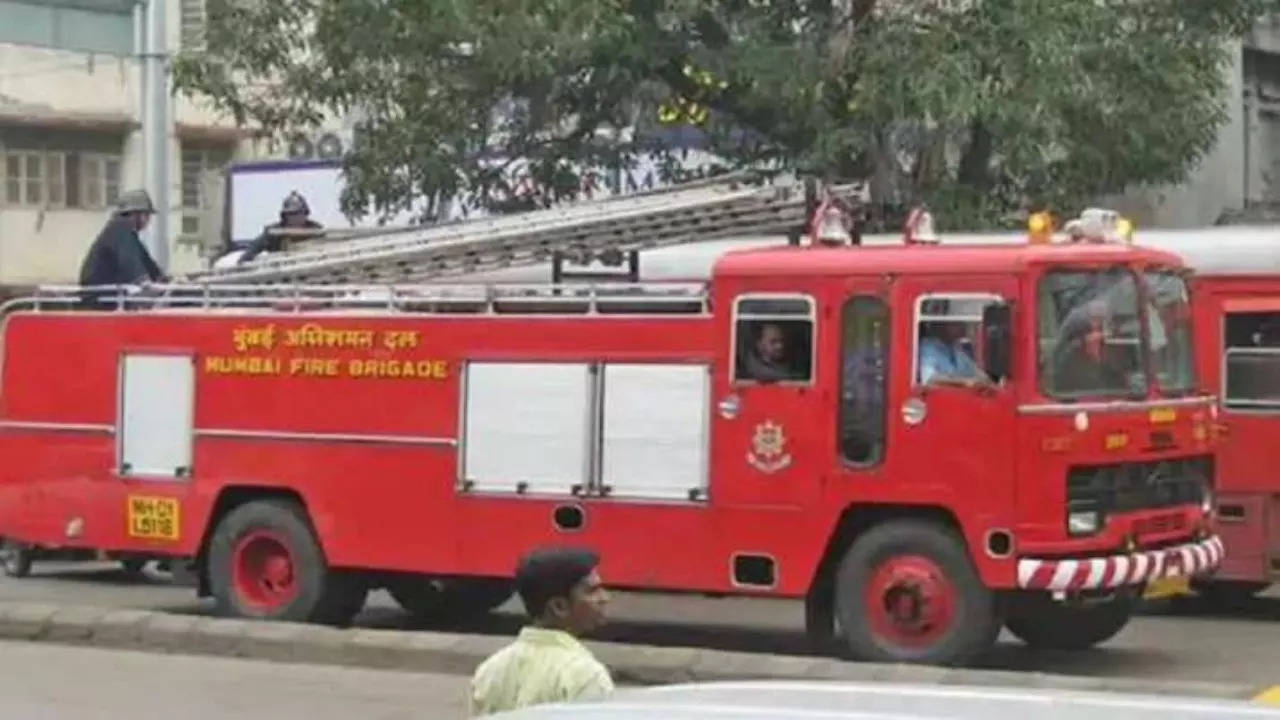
left=487, top=681, right=1280, bottom=719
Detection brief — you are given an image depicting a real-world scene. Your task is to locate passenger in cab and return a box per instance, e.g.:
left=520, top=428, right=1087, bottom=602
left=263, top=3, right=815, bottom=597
left=918, top=320, right=983, bottom=386
left=1050, top=300, right=1128, bottom=395
left=740, top=322, right=805, bottom=381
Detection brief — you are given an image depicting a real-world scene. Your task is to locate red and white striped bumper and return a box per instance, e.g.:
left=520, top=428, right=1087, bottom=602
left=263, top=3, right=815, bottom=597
left=1017, top=535, right=1224, bottom=591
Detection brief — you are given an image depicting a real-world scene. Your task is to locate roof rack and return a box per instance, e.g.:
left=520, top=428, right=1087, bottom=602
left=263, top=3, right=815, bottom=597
left=5, top=282, right=712, bottom=316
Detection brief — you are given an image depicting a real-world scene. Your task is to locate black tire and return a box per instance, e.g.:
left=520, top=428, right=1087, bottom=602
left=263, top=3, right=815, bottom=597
left=1005, top=590, right=1134, bottom=650
left=121, top=558, right=147, bottom=575
left=207, top=499, right=367, bottom=624
left=388, top=576, right=513, bottom=620
left=0, top=540, right=32, bottom=579
left=834, top=520, right=999, bottom=665
left=804, top=580, right=838, bottom=652
left=1192, top=579, right=1269, bottom=608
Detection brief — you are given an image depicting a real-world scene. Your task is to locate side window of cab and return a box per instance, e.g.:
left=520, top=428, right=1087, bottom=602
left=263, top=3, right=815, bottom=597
left=1224, top=311, right=1280, bottom=411
left=732, top=295, right=815, bottom=384
left=914, top=294, right=1004, bottom=387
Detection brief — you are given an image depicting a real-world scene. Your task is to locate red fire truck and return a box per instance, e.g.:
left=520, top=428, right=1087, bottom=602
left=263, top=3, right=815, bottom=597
left=0, top=204, right=1222, bottom=666
left=1167, top=227, right=1280, bottom=605
left=472, top=213, right=1280, bottom=607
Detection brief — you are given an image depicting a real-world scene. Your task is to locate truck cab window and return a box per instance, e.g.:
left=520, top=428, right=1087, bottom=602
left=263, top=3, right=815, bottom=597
left=1144, top=270, right=1195, bottom=395
left=733, top=296, right=814, bottom=383
left=840, top=297, right=889, bottom=465
left=914, top=295, right=1000, bottom=386
left=1037, top=268, right=1144, bottom=399
left=1224, top=311, right=1280, bottom=411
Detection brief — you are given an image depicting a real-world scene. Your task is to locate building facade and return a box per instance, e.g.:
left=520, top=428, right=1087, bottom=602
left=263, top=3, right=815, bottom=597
left=0, top=0, right=251, bottom=289
left=1110, top=19, right=1280, bottom=228
left=0, top=4, right=1276, bottom=291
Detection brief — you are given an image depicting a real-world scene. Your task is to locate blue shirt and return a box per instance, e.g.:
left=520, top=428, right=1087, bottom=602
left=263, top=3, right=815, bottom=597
left=918, top=337, right=980, bottom=384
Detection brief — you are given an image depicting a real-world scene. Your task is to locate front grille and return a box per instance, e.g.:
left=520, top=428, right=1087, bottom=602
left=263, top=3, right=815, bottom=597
left=1067, top=456, right=1211, bottom=515
left=1133, top=512, right=1187, bottom=536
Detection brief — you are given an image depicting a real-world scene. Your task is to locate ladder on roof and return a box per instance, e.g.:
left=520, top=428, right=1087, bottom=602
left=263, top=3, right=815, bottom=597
left=189, top=174, right=861, bottom=286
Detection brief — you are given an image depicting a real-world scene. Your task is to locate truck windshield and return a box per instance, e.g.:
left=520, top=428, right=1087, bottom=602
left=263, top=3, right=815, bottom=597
left=1038, top=267, right=1145, bottom=399
left=1143, top=270, right=1195, bottom=395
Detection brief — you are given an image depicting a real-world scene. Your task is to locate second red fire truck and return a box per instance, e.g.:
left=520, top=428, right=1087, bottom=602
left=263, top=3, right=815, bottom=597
left=0, top=197, right=1222, bottom=666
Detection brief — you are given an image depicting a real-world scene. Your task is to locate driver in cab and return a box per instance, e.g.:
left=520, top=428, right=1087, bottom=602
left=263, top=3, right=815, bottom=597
left=1050, top=299, right=1126, bottom=394
left=917, top=300, right=991, bottom=388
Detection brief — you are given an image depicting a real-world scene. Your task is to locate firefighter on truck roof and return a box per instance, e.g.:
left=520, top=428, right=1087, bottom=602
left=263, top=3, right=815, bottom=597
left=213, top=190, right=325, bottom=269
left=78, top=189, right=166, bottom=302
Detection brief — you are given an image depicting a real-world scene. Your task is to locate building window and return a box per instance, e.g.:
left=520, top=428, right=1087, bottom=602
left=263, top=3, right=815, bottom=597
left=1, top=149, right=119, bottom=208
left=3, top=151, right=66, bottom=207
left=180, top=143, right=232, bottom=237
left=181, top=145, right=231, bottom=209
left=180, top=0, right=207, bottom=51
left=0, top=1, right=134, bottom=56
left=78, top=153, right=121, bottom=209
left=47, top=152, right=65, bottom=205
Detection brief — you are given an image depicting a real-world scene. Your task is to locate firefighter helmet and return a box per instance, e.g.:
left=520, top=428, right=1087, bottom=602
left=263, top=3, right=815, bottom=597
left=280, top=191, right=310, bottom=217
left=115, top=188, right=156, bottom=215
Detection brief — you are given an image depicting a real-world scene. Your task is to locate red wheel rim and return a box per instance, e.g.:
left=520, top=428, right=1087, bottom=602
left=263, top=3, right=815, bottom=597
left=864, top=554, right=957, bottom=650
left=232, top=530, right=298, bottom=611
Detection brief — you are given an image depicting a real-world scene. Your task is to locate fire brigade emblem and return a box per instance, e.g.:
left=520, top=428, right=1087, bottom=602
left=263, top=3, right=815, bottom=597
left=747, top=420, right=792, bottom=474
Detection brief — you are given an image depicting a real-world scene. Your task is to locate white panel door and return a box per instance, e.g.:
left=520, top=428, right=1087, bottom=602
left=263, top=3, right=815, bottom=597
left=118, top=354, right=196, bottom=478
left=462, top=362, right=591, bottom=495
left=601, top=363, right=709, bottom=500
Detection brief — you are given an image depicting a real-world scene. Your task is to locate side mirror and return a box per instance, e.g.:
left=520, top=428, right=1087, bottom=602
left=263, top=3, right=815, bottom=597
left=983, top=302, right=1013, bottom=383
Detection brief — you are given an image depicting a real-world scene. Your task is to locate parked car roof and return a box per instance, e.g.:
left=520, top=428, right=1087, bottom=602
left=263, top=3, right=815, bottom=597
left=487, top=680, right=1280, bottom=719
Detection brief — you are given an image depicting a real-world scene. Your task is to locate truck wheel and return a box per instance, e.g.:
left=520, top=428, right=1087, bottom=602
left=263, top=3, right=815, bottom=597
left=0, top=540, right=32, bottom=578
left=804, top=581, right=838, bottom=651
left=121, top=558, right=147, bottom=575
left=388, top=576, right=513, bottom=620
left=834, top=520, right=999, bottom=665
left=207, top=499, right=367, bottom=625
left=1005, top=590, right=1134, bottom=650
left=1192, top=579, right=1268, bottom=608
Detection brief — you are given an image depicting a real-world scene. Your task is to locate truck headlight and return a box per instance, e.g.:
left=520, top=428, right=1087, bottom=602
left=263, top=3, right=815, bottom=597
left=1068, top=510, right=1101, bottom=536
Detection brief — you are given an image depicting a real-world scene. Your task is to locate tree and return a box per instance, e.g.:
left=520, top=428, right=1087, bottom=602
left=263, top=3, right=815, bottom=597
left=174, top=0, right=1278, bottom=229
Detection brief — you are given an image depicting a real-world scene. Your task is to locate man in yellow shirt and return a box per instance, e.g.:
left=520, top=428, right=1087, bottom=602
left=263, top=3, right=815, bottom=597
left=470, top=547, right=613, bottom=716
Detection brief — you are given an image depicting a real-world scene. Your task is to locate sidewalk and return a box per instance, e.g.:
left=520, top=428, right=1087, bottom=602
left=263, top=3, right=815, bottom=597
left=0, top=599, right=1266, bottom=701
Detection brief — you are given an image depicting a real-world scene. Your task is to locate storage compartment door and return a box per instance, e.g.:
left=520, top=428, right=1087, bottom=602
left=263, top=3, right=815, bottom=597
left=601, top=363, right=709, bottom=501
left=462, top=362, right=591, bottom=495
left=118, top=354, right=195, bottom=479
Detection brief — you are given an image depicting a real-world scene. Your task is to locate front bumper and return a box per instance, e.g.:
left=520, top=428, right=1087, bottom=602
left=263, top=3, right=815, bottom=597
left=1016, top=535, right=1223, bottom=591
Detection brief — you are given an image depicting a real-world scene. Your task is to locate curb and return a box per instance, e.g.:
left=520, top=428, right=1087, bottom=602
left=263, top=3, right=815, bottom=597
left=0, top=600, right=1262, bottom=700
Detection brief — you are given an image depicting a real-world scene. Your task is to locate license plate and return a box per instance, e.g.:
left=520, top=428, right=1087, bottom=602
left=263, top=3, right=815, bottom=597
left=126, top=496, right=180, bottom=541
left=1143, top=575, right=1191, bottom=600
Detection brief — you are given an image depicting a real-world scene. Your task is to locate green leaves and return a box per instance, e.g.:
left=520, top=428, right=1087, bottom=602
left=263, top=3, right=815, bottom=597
left=173, top=0, right=1280, bottom=227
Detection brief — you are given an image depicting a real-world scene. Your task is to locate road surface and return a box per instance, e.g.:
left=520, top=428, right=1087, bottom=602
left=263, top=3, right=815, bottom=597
left=0, top=638, right=469, bottom=719
left=4, top=562, right=1280, bottom=686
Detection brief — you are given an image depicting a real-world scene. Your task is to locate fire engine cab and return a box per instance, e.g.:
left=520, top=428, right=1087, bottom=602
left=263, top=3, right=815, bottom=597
left=0, top=189, right=1223, bottom=666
